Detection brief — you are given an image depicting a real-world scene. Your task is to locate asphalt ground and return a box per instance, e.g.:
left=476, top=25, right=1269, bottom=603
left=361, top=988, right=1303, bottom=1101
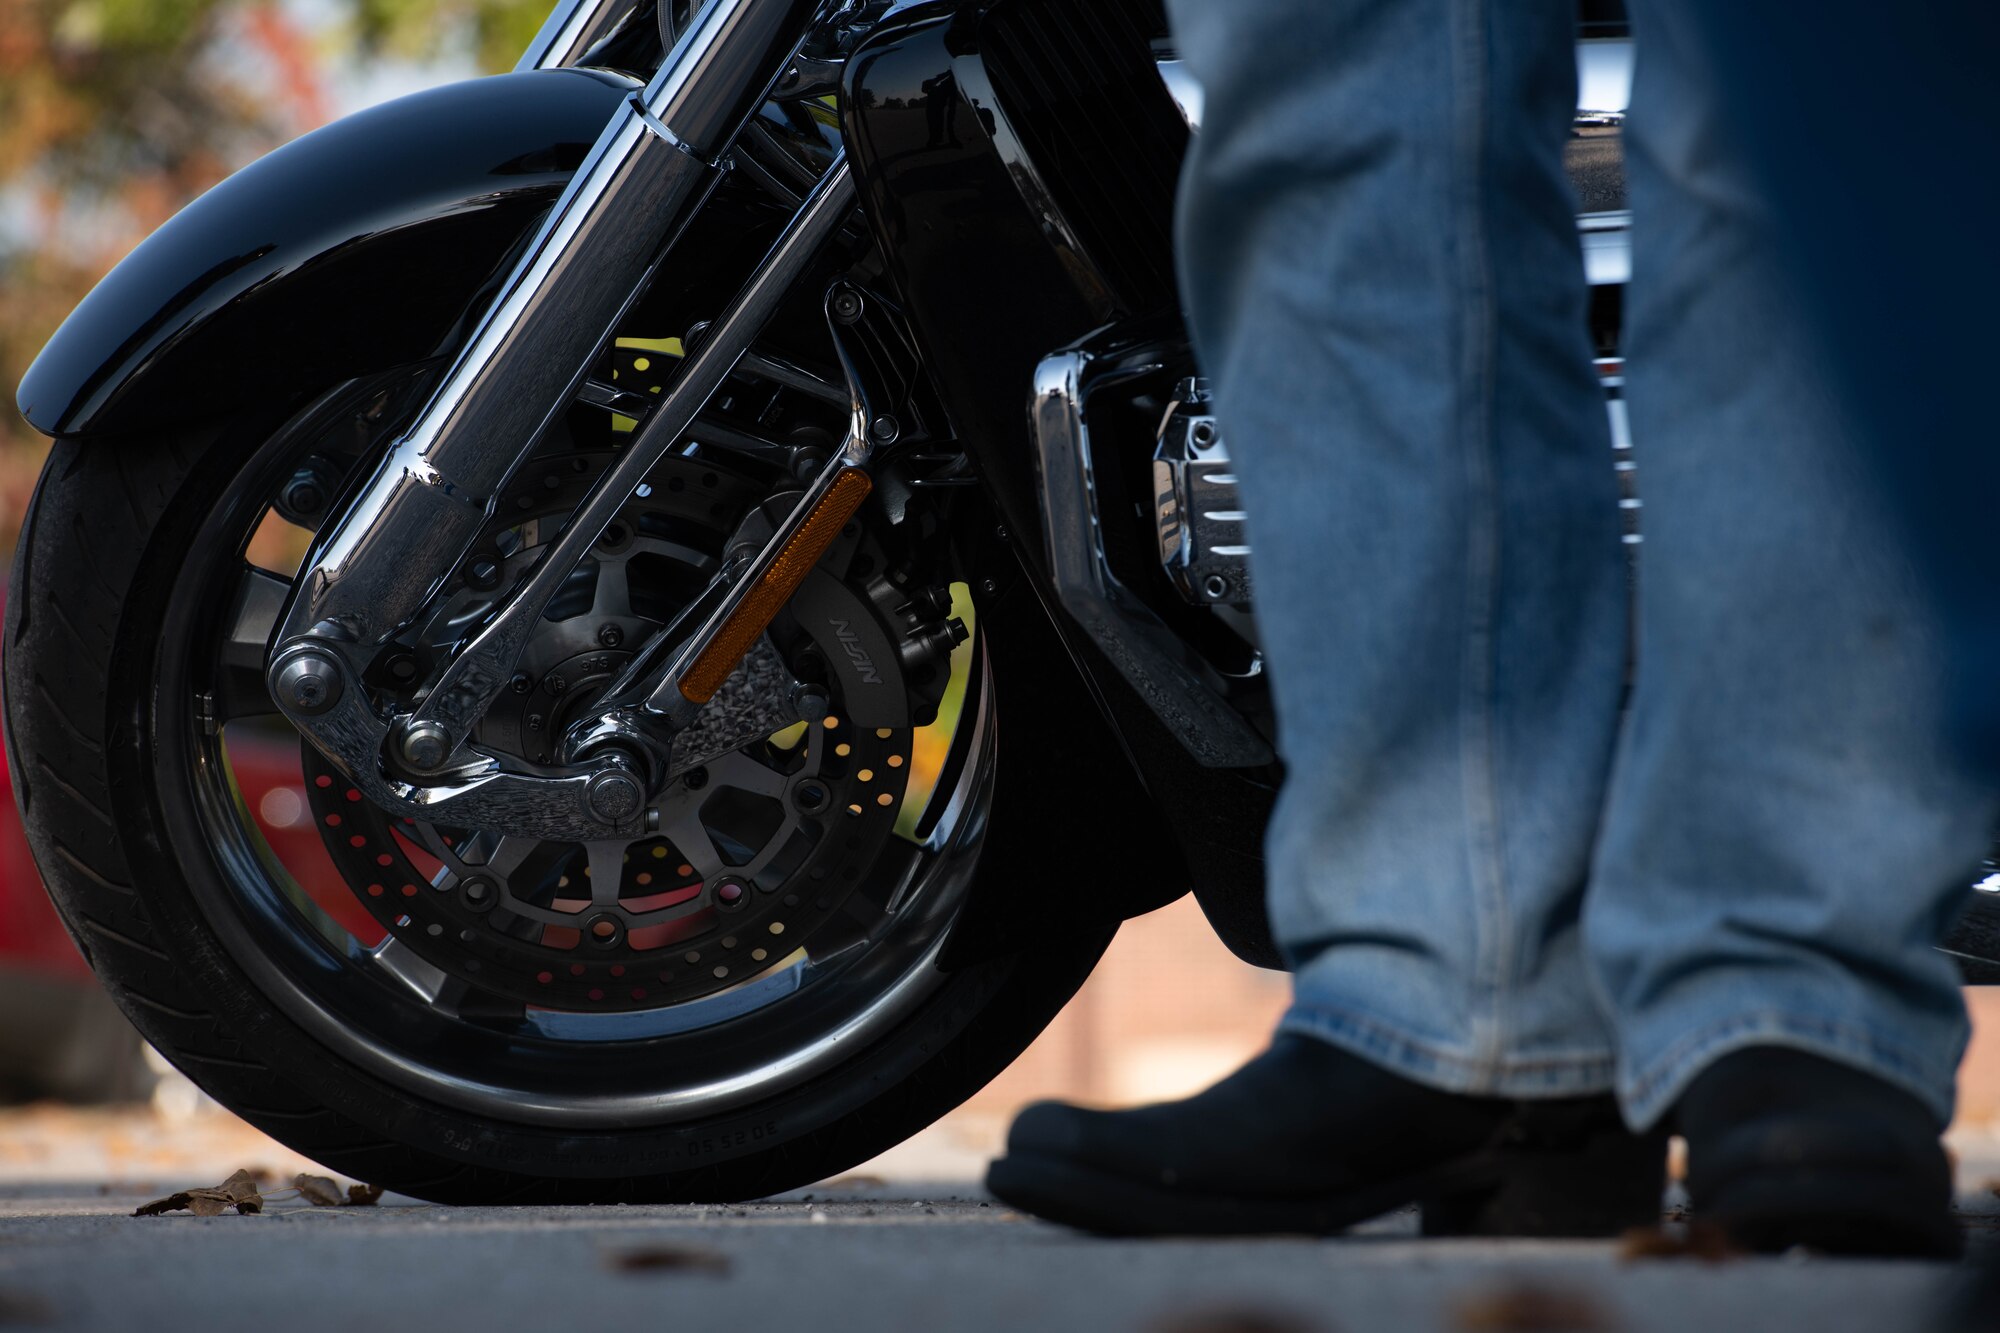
left=0, top=1132, right=1995, bottom=1333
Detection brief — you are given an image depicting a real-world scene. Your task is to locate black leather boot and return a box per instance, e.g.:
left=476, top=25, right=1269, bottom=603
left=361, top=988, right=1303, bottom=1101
left=984, top=1035, right=1666, bottom=1237
left=1678, top=1046, right=1961, bottom=1258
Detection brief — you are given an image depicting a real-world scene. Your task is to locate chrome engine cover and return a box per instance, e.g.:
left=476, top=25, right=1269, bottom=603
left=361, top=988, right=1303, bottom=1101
left=1153, top=378, right=1252, bottom=606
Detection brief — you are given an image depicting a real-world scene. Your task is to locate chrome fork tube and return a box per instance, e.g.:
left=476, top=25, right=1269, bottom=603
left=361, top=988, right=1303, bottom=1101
left=517, top=0, right=643, bottom=71
left=279, top=0, right=821, bottom=658
left=403, top=157, right=858, bottom=762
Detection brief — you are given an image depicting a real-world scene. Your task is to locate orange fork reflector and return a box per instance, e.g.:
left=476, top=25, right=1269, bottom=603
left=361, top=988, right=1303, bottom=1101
left=678, top=468, right=874, bottom=706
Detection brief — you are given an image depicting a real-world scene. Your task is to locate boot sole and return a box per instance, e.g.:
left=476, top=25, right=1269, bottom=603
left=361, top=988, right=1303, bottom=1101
left=1704, top=1164, right=1963, bottom=1259
left=984, top=1149, right=1504, bottom=1237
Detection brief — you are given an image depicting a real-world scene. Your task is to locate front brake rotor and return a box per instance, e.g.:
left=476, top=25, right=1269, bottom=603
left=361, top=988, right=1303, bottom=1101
left=302, top=717, right=909, bottom=1011
left=300, top=448, right=915, bottom=1012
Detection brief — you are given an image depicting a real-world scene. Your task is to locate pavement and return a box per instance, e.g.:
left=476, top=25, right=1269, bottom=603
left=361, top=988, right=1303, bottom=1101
left=0, top=1100, right=1997, bottom=1332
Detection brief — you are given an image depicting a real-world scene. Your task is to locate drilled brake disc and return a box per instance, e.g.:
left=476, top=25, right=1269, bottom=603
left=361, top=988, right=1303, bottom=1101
left=302, top=448, right=916, bottom=1012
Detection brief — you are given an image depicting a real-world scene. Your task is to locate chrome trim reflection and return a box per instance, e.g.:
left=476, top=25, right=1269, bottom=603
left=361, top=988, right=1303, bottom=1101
left=1030, top=343, right=1272, bottom=768
left=1155, top=59, right=1202, bottom=131
left=1152, top=378, right=1252, bottom=606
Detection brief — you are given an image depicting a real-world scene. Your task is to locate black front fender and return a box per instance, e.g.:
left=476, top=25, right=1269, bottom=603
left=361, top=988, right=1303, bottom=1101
left=16, top=68, right=636, bottom=438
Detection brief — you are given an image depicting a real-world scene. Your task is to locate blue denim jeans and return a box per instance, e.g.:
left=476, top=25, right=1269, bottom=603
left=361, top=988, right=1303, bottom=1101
left=1162, top=0, right=1996, bottom=1128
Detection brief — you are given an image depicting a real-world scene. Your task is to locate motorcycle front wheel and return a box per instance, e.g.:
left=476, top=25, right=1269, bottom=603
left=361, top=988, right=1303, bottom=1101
left=3, top=374, right=1111, bottom=1203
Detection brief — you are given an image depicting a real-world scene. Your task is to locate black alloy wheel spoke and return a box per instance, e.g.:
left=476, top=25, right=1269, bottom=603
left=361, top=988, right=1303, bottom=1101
left=705, top=750, right=790, bottom=800
left=213, top=564, right=292, bottom=724
left=369, top=936, right=525, bottom=1023
left=584, top=839, right=632, bottom=909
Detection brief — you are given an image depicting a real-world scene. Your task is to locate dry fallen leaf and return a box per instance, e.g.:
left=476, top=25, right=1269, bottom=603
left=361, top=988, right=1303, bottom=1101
left=1618, top=1222, right=1737, bottom=1263
left=219, top=1169, right=263, bottom=1205
left=603, top=1244, right=733, bottom=1275
left=293, top=1174, right=345, bottom=1207
left=134, top=1169, right=264, bottom=1218
left=134, top=1192, right=194, bottom=1218
left=345, top=1183, right=385, bottom=1207
left=1453, top=1282, right=1616, bottom=1332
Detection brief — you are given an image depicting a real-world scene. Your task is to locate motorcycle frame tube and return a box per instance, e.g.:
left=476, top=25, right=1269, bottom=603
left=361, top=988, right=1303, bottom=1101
left=280, top=0, right=822, bottom=659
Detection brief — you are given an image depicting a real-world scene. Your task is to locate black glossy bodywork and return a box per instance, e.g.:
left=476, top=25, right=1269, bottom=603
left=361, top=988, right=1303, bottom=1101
left=17, top=68, right=635, bottom=437
left=845, top=1, right=1284, bottom=966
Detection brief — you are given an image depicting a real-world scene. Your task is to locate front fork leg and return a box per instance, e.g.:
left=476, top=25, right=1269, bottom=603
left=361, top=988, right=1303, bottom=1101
left=281, top=0, right=820, bottom=654
left=263, top=0, right=862, bottom=841
left=266, top=164, right=873, bottom=843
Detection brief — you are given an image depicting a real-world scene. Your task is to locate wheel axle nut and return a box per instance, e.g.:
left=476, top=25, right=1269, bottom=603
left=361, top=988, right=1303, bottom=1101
left=585, top=767, right=645, bottom=825
left=274, top=651, right=344, bottom=716
left=400, top=722, right=452, bottom=772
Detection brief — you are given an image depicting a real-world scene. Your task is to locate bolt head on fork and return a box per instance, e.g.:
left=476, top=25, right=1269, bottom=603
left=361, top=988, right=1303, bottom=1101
left=399, top=721, right=454, bottom=772
left=272, top=649, right=345, bottom=716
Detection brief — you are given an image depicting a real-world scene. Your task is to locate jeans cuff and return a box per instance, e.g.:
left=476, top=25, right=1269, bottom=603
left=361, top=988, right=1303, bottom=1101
left=1279, top=1000, right=1617, bottom=1098
left=1618, top=1011, right=1959, bottom=1131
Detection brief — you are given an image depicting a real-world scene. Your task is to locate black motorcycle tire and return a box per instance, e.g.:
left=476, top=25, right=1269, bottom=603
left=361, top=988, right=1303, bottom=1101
left=2, top=400, right=1111, bottom=1204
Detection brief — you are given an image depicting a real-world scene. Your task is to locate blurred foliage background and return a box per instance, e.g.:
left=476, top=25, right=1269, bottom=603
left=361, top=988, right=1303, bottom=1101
left=0, top=0, right=546, bottom=552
